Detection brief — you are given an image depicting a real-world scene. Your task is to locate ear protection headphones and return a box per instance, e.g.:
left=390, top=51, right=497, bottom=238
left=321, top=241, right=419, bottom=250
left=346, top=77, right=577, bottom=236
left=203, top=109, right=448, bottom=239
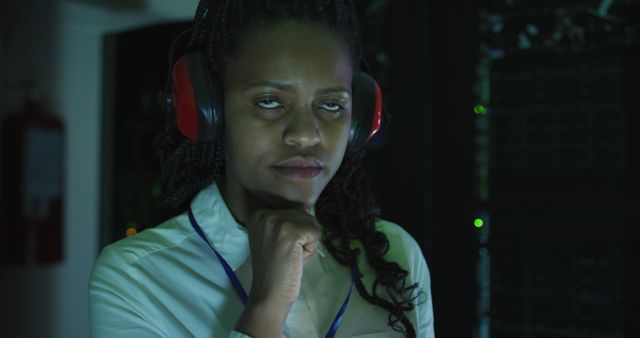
left=163, top=30, right=387, bottom=153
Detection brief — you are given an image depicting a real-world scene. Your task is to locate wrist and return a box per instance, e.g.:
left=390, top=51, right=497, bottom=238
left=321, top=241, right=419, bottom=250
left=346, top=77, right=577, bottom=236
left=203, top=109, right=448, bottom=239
left=235, top=300, right=291, bottom=338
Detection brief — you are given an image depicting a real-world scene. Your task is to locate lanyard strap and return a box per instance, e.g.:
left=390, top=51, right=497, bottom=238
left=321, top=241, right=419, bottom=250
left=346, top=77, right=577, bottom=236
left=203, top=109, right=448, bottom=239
left=326, top=262, right=355, bottom=338
left=188, top=207, right=354, bottom=338
left=188, top=208, right=248, bottom=303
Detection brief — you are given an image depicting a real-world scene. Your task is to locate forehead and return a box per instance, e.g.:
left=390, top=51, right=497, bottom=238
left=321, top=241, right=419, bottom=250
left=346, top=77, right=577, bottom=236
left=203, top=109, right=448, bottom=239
left=223, top=21, right=353, bottom=89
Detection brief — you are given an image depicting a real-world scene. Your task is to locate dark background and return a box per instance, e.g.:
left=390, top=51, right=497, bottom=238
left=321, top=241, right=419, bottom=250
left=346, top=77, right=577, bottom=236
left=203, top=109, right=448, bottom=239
left=1, top=0, right=638, bottom=337
left=101, top=1, right=640, bottom=337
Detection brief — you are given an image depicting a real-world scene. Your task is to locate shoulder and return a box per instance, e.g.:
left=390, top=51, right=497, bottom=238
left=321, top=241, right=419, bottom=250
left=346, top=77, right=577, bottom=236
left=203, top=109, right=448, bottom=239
left=374, top=219, right=435, bottom=337
left=374, top=219, right=428, bottom=272
left=374, top=219, right=419, bottom=250
left=373, top=219, right=432, bottom=301
left=90, top=213, right=193, bottom=281
left=89, top=215, right=194, bottom=337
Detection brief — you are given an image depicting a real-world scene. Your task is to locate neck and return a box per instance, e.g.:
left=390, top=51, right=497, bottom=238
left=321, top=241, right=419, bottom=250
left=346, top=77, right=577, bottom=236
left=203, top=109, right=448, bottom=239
left=218, top=178, right=259, bottom=227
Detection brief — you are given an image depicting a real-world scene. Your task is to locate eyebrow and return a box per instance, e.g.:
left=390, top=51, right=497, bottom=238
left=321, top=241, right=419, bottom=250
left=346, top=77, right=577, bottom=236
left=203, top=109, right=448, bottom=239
left=242, top=81, right=350, bottom=95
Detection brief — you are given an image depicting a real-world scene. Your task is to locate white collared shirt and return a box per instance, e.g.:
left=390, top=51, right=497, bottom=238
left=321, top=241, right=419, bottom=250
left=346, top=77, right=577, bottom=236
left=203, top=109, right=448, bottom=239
left=89, top=183, right=435, bottom=338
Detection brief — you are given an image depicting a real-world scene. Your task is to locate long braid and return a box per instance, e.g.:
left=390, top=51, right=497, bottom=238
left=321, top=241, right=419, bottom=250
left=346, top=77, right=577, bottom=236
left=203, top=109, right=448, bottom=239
left=188, top=0, right=209, bottom=48
left=219, top=0, right=231, bottom=50
left=346, top=0, right=363, bottom=59
left=155, top=1, right=423, bottom=336
left=317, top=149, right=421, bottom=336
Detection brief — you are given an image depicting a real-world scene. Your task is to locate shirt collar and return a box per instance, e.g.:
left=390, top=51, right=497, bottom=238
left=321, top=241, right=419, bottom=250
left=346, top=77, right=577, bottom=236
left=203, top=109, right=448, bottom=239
left=188, top=182, right=250, bottom=271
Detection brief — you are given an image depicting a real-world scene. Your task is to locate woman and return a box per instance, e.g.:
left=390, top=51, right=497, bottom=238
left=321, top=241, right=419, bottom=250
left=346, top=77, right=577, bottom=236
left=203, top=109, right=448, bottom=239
left=89, top=1, right=434, bottom=337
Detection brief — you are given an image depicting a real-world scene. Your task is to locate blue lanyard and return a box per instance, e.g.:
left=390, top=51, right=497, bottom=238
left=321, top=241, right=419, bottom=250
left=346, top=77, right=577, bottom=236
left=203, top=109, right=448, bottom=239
left=188, top=207, right=355, bottom=338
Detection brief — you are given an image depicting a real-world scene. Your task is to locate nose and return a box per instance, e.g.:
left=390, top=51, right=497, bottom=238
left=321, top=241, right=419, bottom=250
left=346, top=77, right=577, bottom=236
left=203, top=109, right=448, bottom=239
left=283, top=107, right=321, bottom=148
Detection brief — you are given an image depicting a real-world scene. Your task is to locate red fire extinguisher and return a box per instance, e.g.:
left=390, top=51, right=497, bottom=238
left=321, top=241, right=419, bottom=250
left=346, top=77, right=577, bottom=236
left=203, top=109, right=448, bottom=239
left=1, top=98, right=64, bottom=264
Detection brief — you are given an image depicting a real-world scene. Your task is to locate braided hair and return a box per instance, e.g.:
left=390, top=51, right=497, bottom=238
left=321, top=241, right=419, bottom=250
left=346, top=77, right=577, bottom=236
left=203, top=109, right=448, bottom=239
left=154, top=0, right=423, bottom=336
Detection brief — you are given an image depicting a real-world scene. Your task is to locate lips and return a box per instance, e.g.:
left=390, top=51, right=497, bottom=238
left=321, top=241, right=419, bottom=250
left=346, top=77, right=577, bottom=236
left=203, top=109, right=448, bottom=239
left=272, top=157, right=324, bottom=179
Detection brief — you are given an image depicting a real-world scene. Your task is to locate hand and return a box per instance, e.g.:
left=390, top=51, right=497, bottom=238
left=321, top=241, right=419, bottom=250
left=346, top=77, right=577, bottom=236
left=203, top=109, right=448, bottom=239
left=235, top=208, right=321, bottom=338
left=247, top=208, right=321, bottom=308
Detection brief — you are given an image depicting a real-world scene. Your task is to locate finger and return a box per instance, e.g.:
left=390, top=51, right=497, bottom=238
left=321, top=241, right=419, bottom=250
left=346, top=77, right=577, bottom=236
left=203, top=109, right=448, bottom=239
left=301, top=223, right=321, bottom=259
left=302, top=240, right=319, bottom=263
left=302, top=239, right=319, bottom=256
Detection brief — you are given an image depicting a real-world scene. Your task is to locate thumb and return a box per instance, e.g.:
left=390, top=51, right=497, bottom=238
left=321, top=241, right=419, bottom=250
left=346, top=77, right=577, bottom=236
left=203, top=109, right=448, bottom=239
left=302, top=239, right=319, bottom=262
left=300, top=220, right=321, bottom=262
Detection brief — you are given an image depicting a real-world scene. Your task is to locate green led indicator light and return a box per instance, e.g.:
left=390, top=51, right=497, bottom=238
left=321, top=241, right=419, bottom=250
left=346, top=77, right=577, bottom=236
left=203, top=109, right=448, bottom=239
left=474, top=218, right=484, bottom=228
left=474, top=104, right=487, bottom=115
left=126, top=220, right=138, bottom=229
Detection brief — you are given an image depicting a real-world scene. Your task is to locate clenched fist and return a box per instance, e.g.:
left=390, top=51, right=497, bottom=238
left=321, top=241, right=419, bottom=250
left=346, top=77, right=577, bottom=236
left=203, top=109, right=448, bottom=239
left=247, top=208, right=321, bottom=308
left=235, top=208, right=322, bottom=338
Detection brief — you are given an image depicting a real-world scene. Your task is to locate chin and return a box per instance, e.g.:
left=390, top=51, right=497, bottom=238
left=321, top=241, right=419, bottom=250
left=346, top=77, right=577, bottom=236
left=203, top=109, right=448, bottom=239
left=256, top=181, right=323, bottom=208
left=278, top=186, right=322, bottom=207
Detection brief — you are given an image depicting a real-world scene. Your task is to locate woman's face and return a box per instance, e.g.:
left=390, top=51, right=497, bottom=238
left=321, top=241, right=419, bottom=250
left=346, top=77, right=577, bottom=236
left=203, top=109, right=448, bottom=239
left=222, top=21, right=353, bottom=209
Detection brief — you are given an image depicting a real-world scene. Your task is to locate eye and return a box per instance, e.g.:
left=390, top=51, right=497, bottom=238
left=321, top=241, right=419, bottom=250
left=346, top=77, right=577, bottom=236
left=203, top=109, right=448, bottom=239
left=319, top=102, right=346, bottom=113
left=256, top=99, right=283, bottom=110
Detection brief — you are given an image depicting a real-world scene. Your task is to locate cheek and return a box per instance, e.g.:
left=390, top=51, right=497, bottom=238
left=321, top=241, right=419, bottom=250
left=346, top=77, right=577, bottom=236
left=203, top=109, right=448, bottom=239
left=224, top=114, right=275, bottom=166
left=224, top=113, right=250, bottom=165
left=330, top=118, right=352, bottom=150
left=324, top=120, right=351, bottom=168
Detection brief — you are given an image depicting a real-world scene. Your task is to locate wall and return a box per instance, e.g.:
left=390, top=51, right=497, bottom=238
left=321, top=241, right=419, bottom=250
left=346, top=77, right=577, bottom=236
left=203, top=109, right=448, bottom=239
left=0, top=1, right=196, bottom=337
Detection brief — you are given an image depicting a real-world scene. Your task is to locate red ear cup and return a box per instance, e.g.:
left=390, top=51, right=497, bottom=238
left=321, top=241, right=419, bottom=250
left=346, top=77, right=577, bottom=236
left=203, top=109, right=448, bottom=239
left=370, top=80, right=384, bottom=142
left=171, top=56, right=199, bottom=140
left=349, top=70, right=385, bottom=152
left=170, top=52, right=224, bottom=142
